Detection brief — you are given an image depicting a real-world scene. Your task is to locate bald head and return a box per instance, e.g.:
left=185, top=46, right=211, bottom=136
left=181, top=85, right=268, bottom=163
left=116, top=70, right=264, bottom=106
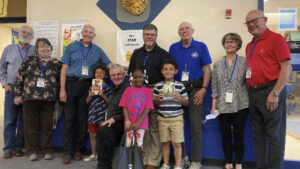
left=178, top=22, right=194, bottom=42
left=245, top=10, right=267, bottom=38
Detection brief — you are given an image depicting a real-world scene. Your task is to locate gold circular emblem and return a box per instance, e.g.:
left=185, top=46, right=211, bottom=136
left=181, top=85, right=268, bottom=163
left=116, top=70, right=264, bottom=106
left=121, top=0, right=149, bottom=16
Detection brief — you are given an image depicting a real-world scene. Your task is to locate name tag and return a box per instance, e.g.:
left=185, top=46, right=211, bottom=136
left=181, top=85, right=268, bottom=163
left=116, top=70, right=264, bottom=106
left=246, top=67, right=251, bottom=79
left=181, top=71, right=189, bottom=81
left=225, top=92, right=233, bottom=103
left=37, top=77, right=45, bottom=88
left=82, top=65, right=89, bottom=76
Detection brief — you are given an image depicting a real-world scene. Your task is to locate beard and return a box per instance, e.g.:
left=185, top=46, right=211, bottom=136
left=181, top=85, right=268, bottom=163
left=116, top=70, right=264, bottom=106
left=19, top=37, right=32, bottom=44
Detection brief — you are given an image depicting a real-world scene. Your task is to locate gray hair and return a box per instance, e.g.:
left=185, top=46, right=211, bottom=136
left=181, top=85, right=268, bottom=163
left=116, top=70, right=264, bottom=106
left=20, top=25, right=34, bottom=35
left=110, top=64, right=124, bottom=74
left=143, top=24, right=158, bottom=33
left=82, top=24, right=96, bottom=34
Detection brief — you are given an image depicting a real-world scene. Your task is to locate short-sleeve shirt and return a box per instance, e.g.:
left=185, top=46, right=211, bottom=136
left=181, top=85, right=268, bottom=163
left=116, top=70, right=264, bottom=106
left=246, top=29, right=290, bottom=86
left=61, top=41, right=111, bottom=79
left=119, top=86, right=154, bottom=130
left=88, top=85, right=112, bottom=125
left=153, top=81, right=188, bottom=118
left=169, top=39, right=212, bottom=82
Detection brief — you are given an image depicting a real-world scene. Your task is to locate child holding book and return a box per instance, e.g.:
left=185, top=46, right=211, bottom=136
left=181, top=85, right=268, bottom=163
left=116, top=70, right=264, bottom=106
left=119, top=67, right=154, bottom=149
left=153, top=59, right=189, bottom=169
left=84, top=64, right=112, bottom=161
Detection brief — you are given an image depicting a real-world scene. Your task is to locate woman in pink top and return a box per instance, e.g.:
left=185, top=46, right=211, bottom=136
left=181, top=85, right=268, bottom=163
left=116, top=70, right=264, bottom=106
left=119, top=67, right=154, bottom=148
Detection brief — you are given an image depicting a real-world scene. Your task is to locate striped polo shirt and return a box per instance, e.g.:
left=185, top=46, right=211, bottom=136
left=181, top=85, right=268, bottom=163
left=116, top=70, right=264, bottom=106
left=153, top=81, right=188, bottom=118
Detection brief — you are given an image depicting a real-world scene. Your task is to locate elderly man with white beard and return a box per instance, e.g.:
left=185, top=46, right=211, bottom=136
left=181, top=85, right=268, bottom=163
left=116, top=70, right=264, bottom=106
left=0, top=25, right=35, bottom=158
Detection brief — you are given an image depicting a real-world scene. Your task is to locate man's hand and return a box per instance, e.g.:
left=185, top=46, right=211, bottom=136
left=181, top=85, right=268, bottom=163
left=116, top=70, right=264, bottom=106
left=266, top=94, right=279, bottom=112
left=14, top=97, right=22, bottom=105
left=101, top=118, right=115, bottom=127
left=194, top=88, right=206, bottom=105
left=4, top=84, right=12, bottom=93
left=59, top=90, right=67, bottom=103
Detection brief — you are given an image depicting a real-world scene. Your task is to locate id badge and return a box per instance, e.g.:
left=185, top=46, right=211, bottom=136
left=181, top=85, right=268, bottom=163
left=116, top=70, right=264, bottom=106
left=246, top=67, right=251, bottom=79
left=82, top=65, right=89, bottom=76
left=225, top=92, right=233, bottom=103
left=37, top=77, right=45, bottom=88
left=181, top=71, right=189, bottom=81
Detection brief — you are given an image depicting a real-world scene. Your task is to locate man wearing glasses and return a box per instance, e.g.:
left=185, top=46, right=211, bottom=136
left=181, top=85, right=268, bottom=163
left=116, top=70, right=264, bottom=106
left=0, top=25, right=35, bottom=158
left=245, top=10, right=292, bottom=169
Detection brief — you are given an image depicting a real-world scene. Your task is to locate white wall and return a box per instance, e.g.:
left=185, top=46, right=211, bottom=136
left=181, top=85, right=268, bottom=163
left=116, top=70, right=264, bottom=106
left=27, top=0, right=257, bottom=63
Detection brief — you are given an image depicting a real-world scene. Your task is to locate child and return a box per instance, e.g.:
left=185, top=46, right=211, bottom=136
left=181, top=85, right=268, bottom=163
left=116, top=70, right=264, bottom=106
left=84, top=64, right=112, bottom=161
left=119, top=67, right=154, bottom=149
left=153, top=59, right=189, bottom=169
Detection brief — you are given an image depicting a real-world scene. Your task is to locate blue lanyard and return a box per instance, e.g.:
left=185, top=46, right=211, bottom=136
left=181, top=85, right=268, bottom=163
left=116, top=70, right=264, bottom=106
left=248, top=41, right=257, bottom=65
left=18, top=45, right=29, bottom=61
left=38, top=56, right=49, bottom=75
left=144, top=52, right=151, bottom=66
left=79, top=43, right=92, bottom=64
left=224, top=55, right=238, bottom=84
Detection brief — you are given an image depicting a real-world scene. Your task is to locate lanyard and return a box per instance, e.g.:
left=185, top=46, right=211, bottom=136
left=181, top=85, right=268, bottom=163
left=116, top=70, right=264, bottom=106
left=224, top=55, right=238, bottom=84
left=18, top=45, right=29, bottom=61
left=38, top=56, right=49, bottom=75
left=143, top=52, right=151, bottom=66
left=79, top=43, right=92, bottom=64
left=248, top=41, right=257, bottom=66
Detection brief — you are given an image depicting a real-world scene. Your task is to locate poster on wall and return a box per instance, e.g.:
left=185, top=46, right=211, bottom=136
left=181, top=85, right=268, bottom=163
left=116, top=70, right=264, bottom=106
left=12, top=30, right=19, bottom=44
left=279, top=8, right=297, bottom=31
left=61, top=20, right=88, bottom=55
left=33, top=20, right=59, bottom=58
left=117, top=30, right=143, bottom=66
left=0, top=0, right=8, bottom=17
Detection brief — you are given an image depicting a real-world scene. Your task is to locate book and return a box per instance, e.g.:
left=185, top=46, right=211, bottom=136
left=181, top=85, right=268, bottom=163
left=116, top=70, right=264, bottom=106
left=163, top=82, right=174, bottom=99
left=92, top=79, right=103, bottom=95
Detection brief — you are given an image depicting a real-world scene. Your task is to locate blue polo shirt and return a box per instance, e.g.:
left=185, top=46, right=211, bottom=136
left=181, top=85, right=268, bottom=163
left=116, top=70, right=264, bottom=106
left=169, top=39, right=212, bottom=81
left=61, top=41, right=111, bottom=78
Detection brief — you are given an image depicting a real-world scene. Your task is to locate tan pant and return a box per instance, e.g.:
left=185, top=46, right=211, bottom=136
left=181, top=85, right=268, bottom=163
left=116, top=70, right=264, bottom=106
left=142, top=110, right=162, bottom=166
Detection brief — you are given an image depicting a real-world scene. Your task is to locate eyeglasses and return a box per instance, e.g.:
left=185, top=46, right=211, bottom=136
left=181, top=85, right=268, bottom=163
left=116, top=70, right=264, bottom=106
left=224, top=40, right=236, bottom=45
left=244, top=17, right=265, bottom=26
left=21, top=31, right=33, bottom=36
left=143, top=33, right=157, bottom=37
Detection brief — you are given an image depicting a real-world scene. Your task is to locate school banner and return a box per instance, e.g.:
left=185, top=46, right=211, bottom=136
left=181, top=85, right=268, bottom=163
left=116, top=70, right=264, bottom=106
left=117, top=30, right=143, bottom=66
left=61, top=20, right=88, bottom=55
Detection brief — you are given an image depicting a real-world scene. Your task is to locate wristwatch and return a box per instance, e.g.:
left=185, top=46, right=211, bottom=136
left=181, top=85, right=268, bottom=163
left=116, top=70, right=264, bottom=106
left=202, top=86, right=207, bottom=90
left=271, top=90, right=279, bottom=97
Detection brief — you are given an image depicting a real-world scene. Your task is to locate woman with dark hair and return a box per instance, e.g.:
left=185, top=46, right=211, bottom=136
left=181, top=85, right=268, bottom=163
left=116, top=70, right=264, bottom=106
left=14, top=38, right=61, bottom=161
left=211, top=33, right=249, bottom=169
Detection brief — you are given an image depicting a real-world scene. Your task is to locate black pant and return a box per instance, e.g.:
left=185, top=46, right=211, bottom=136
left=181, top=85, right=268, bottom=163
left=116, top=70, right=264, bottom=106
left=218, top=108, right=249, bottom=164
left=97, top=121, right=124, bottom=169
left=63, top=80, right=90, bottom=155
left=249, top=85, right=286, bottom=169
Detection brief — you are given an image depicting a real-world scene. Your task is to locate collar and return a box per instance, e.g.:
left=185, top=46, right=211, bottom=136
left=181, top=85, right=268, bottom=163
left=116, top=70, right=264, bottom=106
left=180, top=38, right=196, bottom=49
left=79, top=40, right=93, bottom=47
left=143, top=44, right=158, bottom=53
left=18, top=43, right=29, bottom=49
left=251, top=28, right=270, bottom=43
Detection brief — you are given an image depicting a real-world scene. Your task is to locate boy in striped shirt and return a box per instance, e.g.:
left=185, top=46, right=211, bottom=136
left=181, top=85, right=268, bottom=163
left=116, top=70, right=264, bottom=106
left=153, top=59, right=189, bottom=169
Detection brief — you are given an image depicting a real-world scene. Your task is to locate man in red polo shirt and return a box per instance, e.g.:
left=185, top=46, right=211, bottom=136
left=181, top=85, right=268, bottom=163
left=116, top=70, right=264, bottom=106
left=245, top=10, right=292, bottom=169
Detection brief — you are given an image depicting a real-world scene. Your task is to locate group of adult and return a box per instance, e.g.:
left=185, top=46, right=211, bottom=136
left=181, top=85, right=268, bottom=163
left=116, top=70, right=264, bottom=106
left=0, top=9, right=291, bottom=169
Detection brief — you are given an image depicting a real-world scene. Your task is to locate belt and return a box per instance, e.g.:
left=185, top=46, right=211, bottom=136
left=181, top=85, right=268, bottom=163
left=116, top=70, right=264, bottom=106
left=66, top=76, right=91, bottom=82
left=248, top=81, right=276, bottom=92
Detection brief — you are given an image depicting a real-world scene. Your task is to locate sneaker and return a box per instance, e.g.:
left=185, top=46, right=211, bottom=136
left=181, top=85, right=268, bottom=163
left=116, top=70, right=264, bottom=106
left=29, top=153, right=38, bottom=161
left=83, top=154, right=97, bottom=161
left=189, top=162, right=201, bottom=169
left=44, top=153, right=52, bottom=160
left=174, top=166, right=182, bottom=169
left=181, top=155, right=191, bottom=169
left=160, top=164, right=170, bottom=169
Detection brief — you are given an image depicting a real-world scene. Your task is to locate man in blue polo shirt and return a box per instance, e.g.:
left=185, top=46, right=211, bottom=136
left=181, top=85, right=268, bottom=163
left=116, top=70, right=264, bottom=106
left=59, top=24, right=112, bottom=164
left=169, top=22, right=212, bottom=169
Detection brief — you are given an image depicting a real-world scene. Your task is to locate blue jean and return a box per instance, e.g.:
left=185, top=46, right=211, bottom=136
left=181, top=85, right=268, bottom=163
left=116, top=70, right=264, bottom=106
left=3, top=89, right=24, bottom=152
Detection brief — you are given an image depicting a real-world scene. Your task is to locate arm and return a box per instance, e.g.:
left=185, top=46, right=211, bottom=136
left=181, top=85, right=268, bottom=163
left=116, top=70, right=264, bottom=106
left=14, top=57, right=30, bottom=105
left=123, top=107, right=131, bottom=130
left=154, top=92, right=163, bottom=106
left=0, top=47, right=10, bottom=92
left=266, top=60, right=292, bottom=112
left=173, top=94, right=189, bottom=106
left=86, top=91, right=95, bottom=104
left=59, top=64, right=69, bottom=103
left=130, top=108, right=150, bottom=130
left=98, top=90, right=109, bottom=103
left=211, top=63, right=218, bottom=114
left=194, top=64, right=211, bottom=105
left=211, top=98, right=218, bottom=114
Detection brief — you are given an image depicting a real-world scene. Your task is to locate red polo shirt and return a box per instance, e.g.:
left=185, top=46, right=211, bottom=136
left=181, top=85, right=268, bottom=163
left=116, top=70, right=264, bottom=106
left=246, top=28, right=290, bottom=87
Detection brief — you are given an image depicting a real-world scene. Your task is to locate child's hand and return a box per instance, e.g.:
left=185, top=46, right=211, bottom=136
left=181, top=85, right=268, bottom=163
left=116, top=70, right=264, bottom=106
left=88, top=91, right=95, bottom=97
left=124, top=120, right=131, bottom=131
left=130, top=122, right=140, bottom=131
left=157, top=92, right=164, bottom=100
left=98, top=90, right=104, bottom=97
left=173, top=94, right=181, bottom=102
